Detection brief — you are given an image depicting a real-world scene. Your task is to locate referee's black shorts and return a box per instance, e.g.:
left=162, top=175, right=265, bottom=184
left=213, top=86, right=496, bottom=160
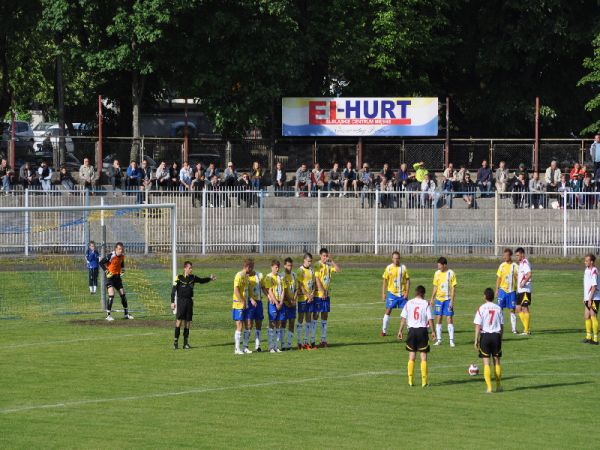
left=479, top=333, right=502, bottom=358
left=405, top=327, right=430, bottom=353
left=176, top=298, right=194, bottom=321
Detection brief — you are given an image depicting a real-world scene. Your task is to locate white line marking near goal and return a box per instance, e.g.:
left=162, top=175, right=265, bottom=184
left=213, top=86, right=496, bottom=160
left=1, top=353, right=598, bottom=415
left=0, top=332, right=158, bottom=350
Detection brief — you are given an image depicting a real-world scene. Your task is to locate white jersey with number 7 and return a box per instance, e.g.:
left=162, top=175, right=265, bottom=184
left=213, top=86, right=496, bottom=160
left=474, top=302, right=504, bottom=333
left=401, top=298, right=432, bottom=328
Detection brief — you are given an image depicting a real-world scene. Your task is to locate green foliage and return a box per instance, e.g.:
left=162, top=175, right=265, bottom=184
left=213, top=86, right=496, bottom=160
left=579, top=32, right=600, bottom=134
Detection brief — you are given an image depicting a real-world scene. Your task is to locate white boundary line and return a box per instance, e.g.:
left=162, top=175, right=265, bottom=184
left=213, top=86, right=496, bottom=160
left=0, top=332, right=158, bottom=350
left=1, top=353, right=598, bottom=415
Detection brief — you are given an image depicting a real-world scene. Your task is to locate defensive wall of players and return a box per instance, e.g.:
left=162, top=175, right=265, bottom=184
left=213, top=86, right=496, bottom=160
left=0, top=188, right=598, bottom=257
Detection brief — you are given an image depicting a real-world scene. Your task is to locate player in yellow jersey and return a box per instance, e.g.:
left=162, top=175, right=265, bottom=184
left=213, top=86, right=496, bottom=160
left=232, top=258, right=253, bottom=355
left=245, top=265, right=267, bottom=352
left=264, top=260, right=285, bottom=352
left=431, top=257, right=457, bottom=347
left=296, top=252, right=316, bottom=350
left=313, top=248, right=341, bottom=348
left=496, top=248, right=518, bottom=334
left=281, top=257, right=298, bottom=351
left=381, top=251, right=410, bottom=336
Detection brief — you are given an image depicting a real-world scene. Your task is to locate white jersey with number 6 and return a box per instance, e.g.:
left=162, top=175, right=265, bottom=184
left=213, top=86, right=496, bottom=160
left=401, top=298, right=432, bottom=328
left=584, top=267, right=600, bottom=301
left=474, top=302, right=504, bottom=333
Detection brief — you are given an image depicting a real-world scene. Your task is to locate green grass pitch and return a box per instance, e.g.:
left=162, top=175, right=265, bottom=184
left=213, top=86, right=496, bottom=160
left=0, top=263, right=598, bottom=449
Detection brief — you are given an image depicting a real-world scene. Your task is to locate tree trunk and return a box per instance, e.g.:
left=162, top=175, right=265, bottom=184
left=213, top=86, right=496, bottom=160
left=130, top=69, right=145, bottom=162
left=55, top=52, right=66, bottom=168
left=0, top=36, right=11, bottom=133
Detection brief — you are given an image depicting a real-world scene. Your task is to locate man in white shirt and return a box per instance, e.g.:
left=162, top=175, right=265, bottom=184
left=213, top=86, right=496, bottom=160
left=515, top=248, right=532, bottom=335
left=398, top=285, right=436, bottom=387
left=590, top=134, right=600, bottom=182
left=583, top=254, right=600, bottom=345
left=474, top=288, right=504, bottom=393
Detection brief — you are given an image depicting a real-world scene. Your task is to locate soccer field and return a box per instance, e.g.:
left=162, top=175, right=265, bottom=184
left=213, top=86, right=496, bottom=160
left=0, top=262, right=597, bottom=449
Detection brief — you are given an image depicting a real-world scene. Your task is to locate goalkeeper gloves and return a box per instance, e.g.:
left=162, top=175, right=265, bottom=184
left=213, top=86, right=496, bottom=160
left=105, top=271, right=113, bottom=278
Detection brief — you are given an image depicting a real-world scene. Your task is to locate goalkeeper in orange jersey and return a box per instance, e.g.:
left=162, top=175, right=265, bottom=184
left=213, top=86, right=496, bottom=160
left=99, top=242, right=133, bottom=321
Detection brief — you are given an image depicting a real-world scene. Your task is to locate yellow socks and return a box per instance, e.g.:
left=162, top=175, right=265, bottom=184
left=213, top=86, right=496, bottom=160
left=586, top=319, right=592, bottom=340
left=484, top=365, right=492, bottom=392
left=421, top=361, right=428, bottom=387
left=495, top=364, right=502, bottom=390
left=521, top=312, right=530, bottom=333
left=592, top=316, right=599, bottom=342
left=407, top=360, right=415, bottom=386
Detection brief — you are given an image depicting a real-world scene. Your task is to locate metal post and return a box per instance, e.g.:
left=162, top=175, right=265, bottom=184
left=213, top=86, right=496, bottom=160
left=563, top=191, right=568, bottom=257
left=184, top=97, right=189, bottom=163
left=201, top=188, right=207, bottom=254
left=374, top=189, right=379, bottom=255
left=357, top=138, right=363, bottom=168
left=259, top=190, right=264, bottom=254
left=10, top=108, right=15, bottom=169
left=534, top=97, right=539, bottom=173
left=98, top=95, right=103, bottom=177
left=445, top=97, right=450, bottom=168
left=24, top=189, right=29, bottom=256
left=317, top=189, right=321, bottom=249
left=171, top=204, right=177, bottom=282
left=144, top=189, right=149, bottom=255
left=100, top=197, right=106, bottom=311
left=84, top=189, right=90, bottom=245
left=433, top=192, right=438, bottom=254
left=494, top=192, right=498, bottom=256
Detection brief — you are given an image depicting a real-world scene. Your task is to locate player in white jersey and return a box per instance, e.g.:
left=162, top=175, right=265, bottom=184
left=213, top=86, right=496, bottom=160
left=398, top=285, right=436, bottom=387
left=474, top=288, right=504, bottom=393
left=583, top=254, right=600, bottom=345
left=515, top=248, right=532, bottom=335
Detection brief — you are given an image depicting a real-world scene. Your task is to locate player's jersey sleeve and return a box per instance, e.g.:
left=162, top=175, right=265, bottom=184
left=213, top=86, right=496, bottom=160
left=473, top=308, right=482, bottom=326
left=233, top=272, right=246, bottom=301
left=496, top=264, right=503, bottom=278
left=193, top=275, right=212, bottom=284
left=171, top=276, right=180, bottom=302
left=450, top=271, right=457, bottom=287
left=432, top=271, right=439, bottom=289
left=400, top=305, right=408, bottom=319
left=425, top=304, right=432, bottom=322
left=382, top=266, right=389, bottom=280
left=498, top=308, right=505, bottom=325
left=263, top=274, right=273, bottom=290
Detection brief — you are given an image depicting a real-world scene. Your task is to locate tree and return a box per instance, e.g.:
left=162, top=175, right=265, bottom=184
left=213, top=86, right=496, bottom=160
left=579, top=31, right=600, bottom=135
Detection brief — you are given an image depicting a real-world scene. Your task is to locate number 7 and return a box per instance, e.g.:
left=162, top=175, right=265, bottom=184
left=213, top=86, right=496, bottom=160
left=489, top=310, right=495, bottom=325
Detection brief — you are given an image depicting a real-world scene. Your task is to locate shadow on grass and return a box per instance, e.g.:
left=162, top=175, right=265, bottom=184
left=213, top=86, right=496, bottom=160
left=510, top=381, right=591, bottom=391
left=435, top=376, right=519, bottom=386
left=532, top=328, right=581, bottom=335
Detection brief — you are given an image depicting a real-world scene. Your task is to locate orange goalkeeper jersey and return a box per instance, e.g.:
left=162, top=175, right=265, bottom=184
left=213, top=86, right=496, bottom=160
left=100, top=252, right=124, bottom=275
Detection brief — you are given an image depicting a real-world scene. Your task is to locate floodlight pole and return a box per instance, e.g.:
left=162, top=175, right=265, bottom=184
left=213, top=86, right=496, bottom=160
left=445, top=97, right=450, bottom=168
left=534, top=97, right=539, bottom=173
left=184, top=97, right=189, bottom=163
left=98, top=95, right=103, bottom=178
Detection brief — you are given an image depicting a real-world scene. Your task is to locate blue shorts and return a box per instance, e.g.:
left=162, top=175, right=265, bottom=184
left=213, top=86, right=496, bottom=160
left=386, top=292, right=407, bottom=309
left=314, top=296, right=331, bottom=313
left=298, top=301, right=310, bottom=314
left=268, top=303, right=285, bottom=322
left=283, top=304, right=296, bottom=320
left=232, top=308, right=246, bottom=321
left=497, top=290, right=516, bottom=309
left=246, top=300, right=264, bottom=321
left=434, top=300, right=454, bottom=317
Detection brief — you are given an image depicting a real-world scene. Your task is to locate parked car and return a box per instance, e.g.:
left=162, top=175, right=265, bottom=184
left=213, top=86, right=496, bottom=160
left=33, top=122, right=75, bottom=154
left=34, top=151, right=82, bottom=172
left=0, top=121, right=35, bottom=153
left=186, top=152, right=222, bottom=168
left=102, top=154, right=158, bottom=172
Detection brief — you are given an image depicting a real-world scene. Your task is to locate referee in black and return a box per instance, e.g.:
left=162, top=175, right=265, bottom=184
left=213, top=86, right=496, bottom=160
left=171, top=261, right=216, bottom=349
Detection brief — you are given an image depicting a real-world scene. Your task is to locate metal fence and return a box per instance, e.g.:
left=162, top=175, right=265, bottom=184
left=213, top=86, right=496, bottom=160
left=1, top=188, right=599, bottom=257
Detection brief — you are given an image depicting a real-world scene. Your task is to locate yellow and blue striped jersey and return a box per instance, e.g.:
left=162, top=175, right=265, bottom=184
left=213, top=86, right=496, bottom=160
left=382, top=263, right=410, bottom=296
left=315, top=261, right=337, bottom=298
left=232, top=271, right=249, bottom=309
left=247, top=271, right=264, bottom=301
left=264, top=272, right=285, bottom=302
left=283, top=271, right=297, bottom=306
left=433, top=269, right=457, bottom=302
left=497, top=262, right=518, bottom=293
left=296, top=265, right=315, bottom=302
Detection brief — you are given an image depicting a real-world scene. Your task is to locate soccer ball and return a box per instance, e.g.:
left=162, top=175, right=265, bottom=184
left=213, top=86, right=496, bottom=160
left=468, top=364, right=479, bottom=376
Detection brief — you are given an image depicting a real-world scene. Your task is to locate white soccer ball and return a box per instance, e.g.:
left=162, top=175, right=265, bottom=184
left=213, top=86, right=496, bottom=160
left=468, top=364, right=479, bottom=376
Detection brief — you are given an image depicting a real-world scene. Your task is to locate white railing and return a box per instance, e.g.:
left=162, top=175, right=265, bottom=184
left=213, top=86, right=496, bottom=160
left=0, top=188, right=599, bottom=256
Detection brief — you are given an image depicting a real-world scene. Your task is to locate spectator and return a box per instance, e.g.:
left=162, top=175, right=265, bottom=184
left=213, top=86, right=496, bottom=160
left=379, top=163, right=394, bottom=187
left=582, top=173, right=595, bottom=209
left=38, top=161, right=53, bottom=192
left=356, top=163, right=375, bottom=208
left=455, top=165, right=470, bottom=184
left=204, top=162, right=219, bottom=181
left=590, top=134, right=600, bottom=181
left=155, top=161, right=170, bottom=190
left=295, top=163, right=311, bottom=197
left=192, top=162, right=204, bottom=178
left=126, top=160, right=141, bottom=190
left=514, top=163, right=528, bottom=181
left=528, top=172, right=545, bottom=209
left=494, top=161, right=509, bottom=193
left=107, top=159, right=123, bottom=193
left=311, top=163, right=326, bottom=194
left=250, top=161, right=263, bottom=190
left=420, top=173, right=436, bottom=208
left=442, top=162, right=455, bottom=180
left=557, top=173, right=573, bottom=208
left=379, top=174, right=395, bottom=208
left=79, top=158, right=96, bottom=192
left=441, top=174, right=454, bottom=208
left=396, top=163, right=409, bottom=191
left=544, top=160, right=561, bottom=193
left=569, top=162, right=585, bottom=180
left=206, top=174, right=223, bottom=207
left=461, top=173, right=477, bottom=209
left=169, top=162, right=180, bottom=190
left=413, top=161, right=428, bottom=183
left=0, top=158, right=14, bottom=195
left=191, top=169, right=205, bottom=208
left=271, top=161, right=286, bottom=195
left=476, top=160, right=492, bottom=196
left=342, top=161, right=356, bottom=196
left=571, top=172, right=584, bottom=208
left=223, top=162, right=238, bottom=189
left=238, top=172, right=254, bottom=207
left=511, top=172, right=528, bottom=209
left=140, top=160, right=153, bottom=202
left=19, top=162, right=36, bottom=190
left=59, top=166, right=75, bottom=192
left=179, top=161, right=193, bottom=191
left=327, top=162, right=342, bottom=197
